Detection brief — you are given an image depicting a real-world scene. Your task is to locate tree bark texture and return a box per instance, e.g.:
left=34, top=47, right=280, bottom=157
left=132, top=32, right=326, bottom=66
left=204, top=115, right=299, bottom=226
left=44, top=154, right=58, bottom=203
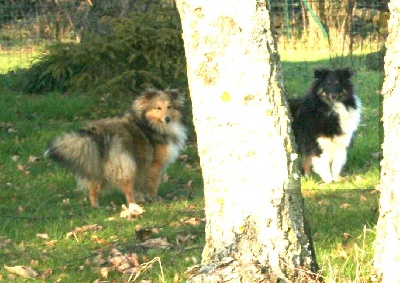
left=176, top=1, right=318, bottom=282
left=374, top=1, right=400, bottom=282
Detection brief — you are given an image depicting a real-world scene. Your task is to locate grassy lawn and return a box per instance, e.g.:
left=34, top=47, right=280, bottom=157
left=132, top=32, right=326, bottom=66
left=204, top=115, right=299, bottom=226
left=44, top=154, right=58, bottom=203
left=0, top=55, right=381, bottom=282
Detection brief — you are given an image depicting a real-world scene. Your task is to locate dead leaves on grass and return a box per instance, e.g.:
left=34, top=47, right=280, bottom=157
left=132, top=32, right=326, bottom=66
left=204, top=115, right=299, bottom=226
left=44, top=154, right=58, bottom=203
left=92, top=249, right=165, bottom=282
left=11, top=153, right=41, bottom=176
left=4, top=265, right=38, bottom=278
left=66, top=224, right=103, bottom=239
left=2, top=202, right=202, bottom=281
left=120, top=203, right=145, bottom=219
left=140, top=237, right=170, bottom=249
left=107, top=248, right=141, bottom=274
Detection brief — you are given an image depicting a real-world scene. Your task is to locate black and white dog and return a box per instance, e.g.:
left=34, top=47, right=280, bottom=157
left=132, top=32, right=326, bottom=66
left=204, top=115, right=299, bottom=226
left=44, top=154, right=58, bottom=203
left=289, top=68, right=361, bottom=183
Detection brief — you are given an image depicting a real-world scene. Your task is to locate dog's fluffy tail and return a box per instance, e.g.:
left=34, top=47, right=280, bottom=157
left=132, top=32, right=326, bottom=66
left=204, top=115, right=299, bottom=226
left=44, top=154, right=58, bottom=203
left=44, top=131, right=103, bottom=179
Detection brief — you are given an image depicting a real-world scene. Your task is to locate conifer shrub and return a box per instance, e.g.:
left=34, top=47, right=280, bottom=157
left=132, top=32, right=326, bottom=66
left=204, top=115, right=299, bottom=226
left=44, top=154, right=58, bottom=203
left=17, top=8, right=186, bottom=95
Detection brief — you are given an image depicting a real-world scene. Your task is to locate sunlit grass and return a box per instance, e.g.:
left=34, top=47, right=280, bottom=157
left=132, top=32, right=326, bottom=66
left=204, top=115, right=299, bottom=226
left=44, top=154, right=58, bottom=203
left=0, top=51, right=40, bottom=74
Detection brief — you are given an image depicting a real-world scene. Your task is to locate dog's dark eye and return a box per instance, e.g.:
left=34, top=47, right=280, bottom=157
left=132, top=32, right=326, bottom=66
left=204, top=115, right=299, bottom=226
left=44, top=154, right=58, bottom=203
left=157, top=107, right=162, bottom=110
left=167, top=105, right=171, bottom=109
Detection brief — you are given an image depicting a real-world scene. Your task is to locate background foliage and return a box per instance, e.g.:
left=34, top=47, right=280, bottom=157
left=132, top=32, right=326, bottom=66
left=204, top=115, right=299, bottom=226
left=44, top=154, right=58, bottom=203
left=14, top=6, right=186, bottom=96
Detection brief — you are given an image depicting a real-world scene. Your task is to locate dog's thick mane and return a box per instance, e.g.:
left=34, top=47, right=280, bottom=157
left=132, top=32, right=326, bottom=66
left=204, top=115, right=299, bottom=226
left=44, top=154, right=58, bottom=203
left=125, top=89, right=186, bottom=147
left=309, top=68, right=358, bottom=111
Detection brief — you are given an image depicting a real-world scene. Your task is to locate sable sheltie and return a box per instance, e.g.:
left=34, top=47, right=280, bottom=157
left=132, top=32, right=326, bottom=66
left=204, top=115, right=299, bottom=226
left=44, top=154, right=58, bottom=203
left=45, top=89, right=187, bottom=207
left=289, top=68, right=361, bottom=183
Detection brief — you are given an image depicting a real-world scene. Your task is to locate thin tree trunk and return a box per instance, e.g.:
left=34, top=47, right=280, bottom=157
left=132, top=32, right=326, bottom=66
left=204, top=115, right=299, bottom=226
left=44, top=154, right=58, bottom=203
left=373, top=1, right=400, bottom=282
left=176, top=1, right=318, bottom=282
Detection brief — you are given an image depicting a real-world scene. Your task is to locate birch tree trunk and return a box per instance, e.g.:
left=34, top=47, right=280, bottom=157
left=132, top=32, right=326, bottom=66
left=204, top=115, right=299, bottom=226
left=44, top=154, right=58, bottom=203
left=176, top=1, right=318, bottom=281
left=373, top=1, right=400, bottom=282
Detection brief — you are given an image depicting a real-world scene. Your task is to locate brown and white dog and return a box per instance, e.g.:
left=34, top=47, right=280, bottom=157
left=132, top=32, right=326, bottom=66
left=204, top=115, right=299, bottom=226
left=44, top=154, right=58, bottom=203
left=45, top=89, right=187, bottom=207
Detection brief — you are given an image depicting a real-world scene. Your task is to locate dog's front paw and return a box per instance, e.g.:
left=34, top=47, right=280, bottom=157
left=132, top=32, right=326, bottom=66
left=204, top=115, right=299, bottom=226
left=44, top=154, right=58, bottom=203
left=319, top=174, right=333, bottom=184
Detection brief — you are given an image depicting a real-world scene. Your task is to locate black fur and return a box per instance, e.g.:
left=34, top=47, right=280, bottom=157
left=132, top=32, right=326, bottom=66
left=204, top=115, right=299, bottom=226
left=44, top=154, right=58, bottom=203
left=289, top=68, right=360, bottom=181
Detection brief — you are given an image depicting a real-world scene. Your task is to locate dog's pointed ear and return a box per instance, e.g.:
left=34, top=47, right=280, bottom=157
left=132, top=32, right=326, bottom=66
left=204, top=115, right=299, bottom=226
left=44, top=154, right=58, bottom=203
left=134, top=89, right=159, bottom=111
left=165, top=89, right=184, bottom=108
left=338, top=68, right=354, bottom=79
left=141, top=89, right=159, bottom=100
left=314, top=68, right=331, bottom=80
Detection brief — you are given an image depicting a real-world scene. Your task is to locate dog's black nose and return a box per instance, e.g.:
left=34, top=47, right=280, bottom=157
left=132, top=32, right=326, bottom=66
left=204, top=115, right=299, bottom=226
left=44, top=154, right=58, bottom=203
left=165, top=117, right=171, bottom=123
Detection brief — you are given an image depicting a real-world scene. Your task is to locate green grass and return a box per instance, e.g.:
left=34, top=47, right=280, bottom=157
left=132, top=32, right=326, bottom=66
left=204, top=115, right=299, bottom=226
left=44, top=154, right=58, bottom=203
left=0, top=54, right=381, bottom=282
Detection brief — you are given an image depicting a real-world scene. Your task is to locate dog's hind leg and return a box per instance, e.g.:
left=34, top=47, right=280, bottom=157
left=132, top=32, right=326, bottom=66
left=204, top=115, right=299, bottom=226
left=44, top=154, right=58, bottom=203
left=88, top=181, right=104, bottom=207
left=301, top=156, right=312, bottom=176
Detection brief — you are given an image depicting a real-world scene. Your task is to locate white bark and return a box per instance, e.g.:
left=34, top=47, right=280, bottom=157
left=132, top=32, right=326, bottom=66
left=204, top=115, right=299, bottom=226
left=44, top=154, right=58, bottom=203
left=176, top=1, right=318, bottom=281
left=374, top=1, right=400, bottom=282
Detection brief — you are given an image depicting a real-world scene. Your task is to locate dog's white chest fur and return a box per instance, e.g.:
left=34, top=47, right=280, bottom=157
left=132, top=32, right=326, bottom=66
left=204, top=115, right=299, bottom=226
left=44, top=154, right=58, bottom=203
left=166, top=122, right=187, bottom=165
left=313, top=95, right=361, bottom=183
left=333, top=95, right=361, bottom=135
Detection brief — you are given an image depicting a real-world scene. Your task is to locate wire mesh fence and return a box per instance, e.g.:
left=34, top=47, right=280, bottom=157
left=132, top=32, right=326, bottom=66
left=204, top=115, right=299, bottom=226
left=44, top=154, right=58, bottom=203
left=0, top=0, right=388, bottom=73
left=271, top=0, right=388, bottom=68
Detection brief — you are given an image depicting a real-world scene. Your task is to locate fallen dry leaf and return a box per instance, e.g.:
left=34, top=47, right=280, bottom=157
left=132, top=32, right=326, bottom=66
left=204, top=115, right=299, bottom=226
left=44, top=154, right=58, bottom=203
left=176, top=234, right=196, bottom=244
left=179, top=154, right=188, bottom=162
left=108, top=248, right=141, bottom=274
left=11, top=155, right=19, bottom=162
left=4, top=265, right=38, bottom=278
left=336, top=244, right=348, bottom=259
left=91, top=235, right=106, bottom=244
left=360, top=195, right=367, bottom=202
left=174, top=272, right=182, bottom=283
left=28, top=155, right=40, bottom=163
left=371, top=152, right=381, bottom=159
left=135, top=227, right=159, bottom=241
left=36, top=233, right=49, bottom=239
left=120, top=203, right=145, bottom=219
left=100, top=267, right=109, bottom=278
left=45, top=240, right=57, bottom=247
left=340, top=203, right=351, bottom=209
left=343, top=233, right=352, bottom=240
left=140, top=237, right=170, bottom=249
left=181, top=217, right=204, bottom=226
left=185, top=256, right=198, bottom=264
left=8, top=127, right=17, bottom=133
left=66, top=224, right=103, bottom=239
left=30, top=260, right=39, bottom=267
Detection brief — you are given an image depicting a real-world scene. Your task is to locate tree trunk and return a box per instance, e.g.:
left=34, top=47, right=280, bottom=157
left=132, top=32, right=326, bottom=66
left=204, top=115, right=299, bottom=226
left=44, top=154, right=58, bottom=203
left=176, top=1, right=318, bottom=282
left=373, top=1, right=400, bottom=282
